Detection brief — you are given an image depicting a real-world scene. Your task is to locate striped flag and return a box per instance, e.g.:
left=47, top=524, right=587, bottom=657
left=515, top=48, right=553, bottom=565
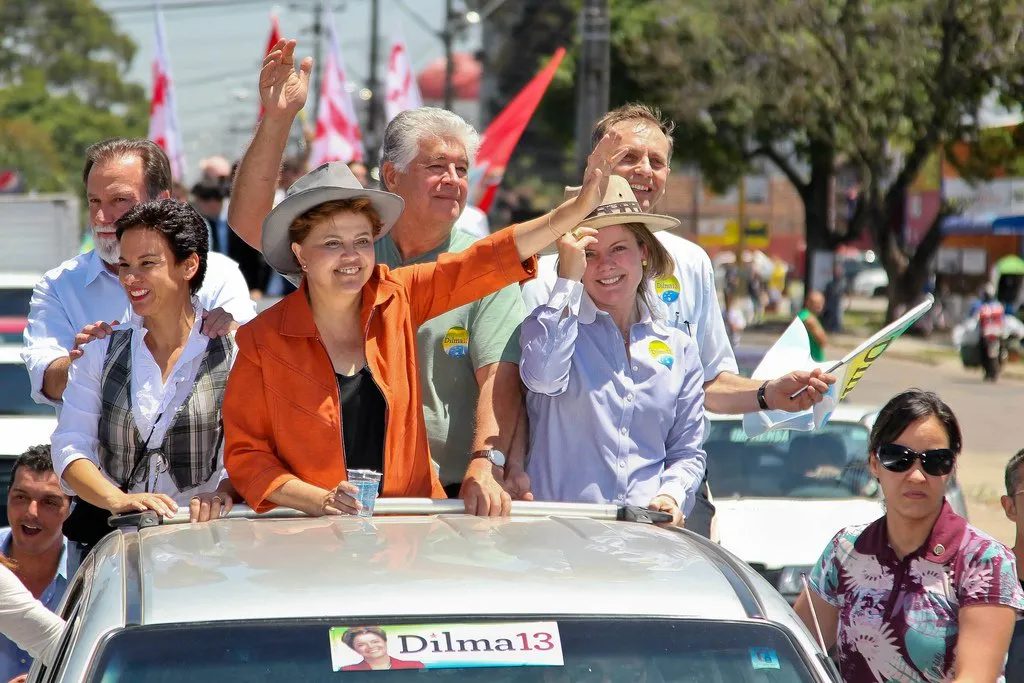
left=385, top=29, right=423, bottom=123
left=309, top=8, right=364, bottom=167
left=147, top=0, right=186, bottom=180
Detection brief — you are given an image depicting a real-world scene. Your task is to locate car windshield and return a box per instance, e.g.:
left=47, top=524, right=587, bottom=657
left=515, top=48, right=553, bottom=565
left=0, top=363, right=52, bottom=416
left=705, top=420, right=873, bottom=499
left=90, top=618, right=822, bottom=683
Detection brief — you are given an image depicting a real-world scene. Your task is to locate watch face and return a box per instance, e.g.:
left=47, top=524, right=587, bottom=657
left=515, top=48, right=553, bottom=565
left=487, top=450, right=506, bottom=467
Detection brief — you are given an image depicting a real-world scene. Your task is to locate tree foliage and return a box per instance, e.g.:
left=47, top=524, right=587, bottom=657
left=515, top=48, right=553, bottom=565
left=611, top=0, right=1024, bottom=317
left=0, top=0, right=147, bottom=192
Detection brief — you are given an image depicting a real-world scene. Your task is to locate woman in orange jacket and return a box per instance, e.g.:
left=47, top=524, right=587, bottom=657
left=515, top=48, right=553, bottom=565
left=223, top=133, right=627, bottom=516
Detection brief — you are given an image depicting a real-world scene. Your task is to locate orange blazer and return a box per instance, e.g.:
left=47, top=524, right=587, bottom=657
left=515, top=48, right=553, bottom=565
left=223, top=227, right=536, bottom=512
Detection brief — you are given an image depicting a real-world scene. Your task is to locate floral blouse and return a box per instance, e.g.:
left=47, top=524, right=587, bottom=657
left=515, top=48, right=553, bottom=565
left=810, top=500, right=1024, bottom=682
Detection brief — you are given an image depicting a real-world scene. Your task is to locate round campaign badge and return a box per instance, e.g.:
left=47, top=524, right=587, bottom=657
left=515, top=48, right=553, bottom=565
left=648, top=340, right=674, bottom=369
left=654, top=276, right=680, bottom=303
left=442, top=326, right=470, bottom=358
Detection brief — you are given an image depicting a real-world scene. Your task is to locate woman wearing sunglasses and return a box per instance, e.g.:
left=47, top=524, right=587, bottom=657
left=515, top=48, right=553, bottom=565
left=794, top=389, right=1024, bottom=682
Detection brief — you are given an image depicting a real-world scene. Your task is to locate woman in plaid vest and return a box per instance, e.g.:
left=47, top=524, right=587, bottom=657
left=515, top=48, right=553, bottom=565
left=51, top=199, right=238, bottom=537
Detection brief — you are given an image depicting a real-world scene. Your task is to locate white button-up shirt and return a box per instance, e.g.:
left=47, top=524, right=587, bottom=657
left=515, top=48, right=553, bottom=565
left=50, top=300, right=236, bottom=503
left=520, top=278, right=707, bottom=514
left=22, top=249, right=255, bottom=409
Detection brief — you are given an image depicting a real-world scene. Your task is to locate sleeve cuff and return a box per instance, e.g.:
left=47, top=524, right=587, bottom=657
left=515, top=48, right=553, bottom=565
left=545, top=278, right=583, bottom=312
left=23, top=347, right=68, bottom=407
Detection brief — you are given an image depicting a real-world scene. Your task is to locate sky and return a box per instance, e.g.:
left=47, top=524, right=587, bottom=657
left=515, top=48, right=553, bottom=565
left=96, top=0, right=482, bottom=183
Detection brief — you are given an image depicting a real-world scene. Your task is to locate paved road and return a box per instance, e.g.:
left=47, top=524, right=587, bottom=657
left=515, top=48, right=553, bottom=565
left=823, top=352, right=1023, bottom=544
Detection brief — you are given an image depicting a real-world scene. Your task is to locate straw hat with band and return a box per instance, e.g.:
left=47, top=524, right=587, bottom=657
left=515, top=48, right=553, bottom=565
left=261, top=162, right=405, bottom=276
left=540, top=175, right=679, bottom=255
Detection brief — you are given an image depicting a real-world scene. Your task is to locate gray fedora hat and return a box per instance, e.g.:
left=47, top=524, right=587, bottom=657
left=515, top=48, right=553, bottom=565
left=261, top=162, right=405, bottom=276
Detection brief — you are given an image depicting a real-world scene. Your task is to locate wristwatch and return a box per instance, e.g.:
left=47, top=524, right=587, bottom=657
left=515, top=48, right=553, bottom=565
left=471, top=449, right=507, bottom=468
left=757, top=381, right=770, bottom=411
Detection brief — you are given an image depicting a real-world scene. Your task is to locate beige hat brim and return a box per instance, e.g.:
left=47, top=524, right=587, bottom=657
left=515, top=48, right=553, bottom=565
left=261, top=185, right=405, bottom=276
left=539, top=212, right=680, bottom=255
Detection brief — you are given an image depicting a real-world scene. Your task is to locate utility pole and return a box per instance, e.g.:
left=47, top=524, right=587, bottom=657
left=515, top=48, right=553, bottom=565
left=365, top=0, right=382, bottom=155
left=443, top=0, right=456, bottom=111
left=311, top=0, right=324, bottom=117
left=574, top=0, right=610, bottom=178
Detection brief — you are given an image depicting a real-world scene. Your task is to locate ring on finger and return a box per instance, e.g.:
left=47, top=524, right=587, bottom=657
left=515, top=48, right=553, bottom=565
left=571, top=228, right=583, bottom=240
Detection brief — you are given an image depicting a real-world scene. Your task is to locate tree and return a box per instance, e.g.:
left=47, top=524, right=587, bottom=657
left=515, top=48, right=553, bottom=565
left=0, top=0, right=148, bottom=192
left=611, top=0, right=1024, bottom=320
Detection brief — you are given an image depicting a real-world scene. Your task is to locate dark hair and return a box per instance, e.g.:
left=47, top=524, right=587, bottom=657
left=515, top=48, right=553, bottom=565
left=592, top=103, right=676, bottom=158
left=114, top=199, right=209, bottom=294
left=83, top=138, right=173, bottom=201
left=869, top=389, right=962, bottom=457
left=10, top=444, right=56, bottom=493
left=1005, top=448, right=1024, bottom=497
left=289, top=198, right=384, bottom=246
left=341, top=626, right=388, bottom=650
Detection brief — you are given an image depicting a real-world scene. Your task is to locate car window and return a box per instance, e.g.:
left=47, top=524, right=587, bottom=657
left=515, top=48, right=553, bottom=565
left=705, top=421, right=873, bottom=499
left=0, top=363, right=54, bottom=416
left=88, top=618, right=820, bottom=683
left=0, top=288, right=33, bottom=317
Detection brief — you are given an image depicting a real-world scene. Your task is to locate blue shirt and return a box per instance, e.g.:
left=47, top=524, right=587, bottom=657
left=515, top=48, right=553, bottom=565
left=520, top=278, right=707, bottom=514
left=0, top=528, right=68, bottom=681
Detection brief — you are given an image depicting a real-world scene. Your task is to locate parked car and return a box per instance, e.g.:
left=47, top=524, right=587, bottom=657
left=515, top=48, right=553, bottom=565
left=0, top=345, right=57, bottom=525
left=708, top=404, right=967, bottom=603
left=30, top=501, right=841, bottom=682
left=851, top=267, right=888, bottom=297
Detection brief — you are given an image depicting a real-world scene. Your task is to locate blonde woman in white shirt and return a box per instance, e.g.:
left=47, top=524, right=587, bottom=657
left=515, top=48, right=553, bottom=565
left=51, top=199, right=237, bottom=554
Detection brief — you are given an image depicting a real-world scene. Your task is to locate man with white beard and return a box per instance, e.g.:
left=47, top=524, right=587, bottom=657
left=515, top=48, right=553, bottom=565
left=22, top=138, right=255, bottom=409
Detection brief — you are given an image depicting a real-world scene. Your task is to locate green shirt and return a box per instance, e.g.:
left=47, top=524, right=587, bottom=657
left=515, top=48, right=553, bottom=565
left=798, top=308, right=825, bottom=362
left=376, top=229, right=525, bottom=486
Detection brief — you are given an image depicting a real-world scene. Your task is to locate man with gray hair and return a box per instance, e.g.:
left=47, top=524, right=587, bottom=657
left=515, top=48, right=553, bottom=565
left=229, top=39, right=527, bottom=516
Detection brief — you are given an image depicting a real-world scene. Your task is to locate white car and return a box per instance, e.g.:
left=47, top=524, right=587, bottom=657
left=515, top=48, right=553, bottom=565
left=851, top=267, right=888, bottom=297
left=707, top=404, right=966, bottom=603
left=0, top=345, right=57, bottom=524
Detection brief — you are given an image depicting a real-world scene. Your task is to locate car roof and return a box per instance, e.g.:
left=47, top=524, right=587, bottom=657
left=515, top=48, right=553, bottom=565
left=708, top=403, right=876, bottom=425
left=132, top=515, right=779, bottom=625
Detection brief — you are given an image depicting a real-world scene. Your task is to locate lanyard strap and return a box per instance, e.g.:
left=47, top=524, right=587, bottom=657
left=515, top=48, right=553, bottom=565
left=124, top=410, right=166, bottom=492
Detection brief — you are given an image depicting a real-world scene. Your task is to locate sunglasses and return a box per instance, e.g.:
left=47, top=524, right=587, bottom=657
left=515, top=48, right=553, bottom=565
left=876, top=443, right=956, bottom=477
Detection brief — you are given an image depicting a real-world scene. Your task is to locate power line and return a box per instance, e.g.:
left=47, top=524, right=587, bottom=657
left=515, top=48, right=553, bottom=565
left=104, top=0, right=284, bottom=14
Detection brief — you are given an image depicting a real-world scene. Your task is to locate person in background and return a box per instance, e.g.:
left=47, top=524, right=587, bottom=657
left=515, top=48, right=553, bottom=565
left=454, top=204, right=491, bottom=241
left=722, top=293, right=746, bottom=348
left=795, top=389, right=1024, bottom=683
left=22, top=138, right=253, bottom=413
left=347, top=161, right=369, bottom=188
left=227, top=39, right=530, bottom=515
left=822, top=261, right=846, bottom=333
left=170, top=181, right=190, bottom=203
left=52, top=200, right=238, bottom=566
left=224, top=130, right=625, bottom=516
left=520, top=179, right=703, bottom=526
left=1000, top=447, right=1024, bottom=681
left=798, top=291, right=828, bottom=362
left=192, top=180, right=269, bottom=299
left=0, top=446, right=70, bottom=683
left=978, top=283, right=1005, bottom=382
left=0, top=555, right=63, bottom=683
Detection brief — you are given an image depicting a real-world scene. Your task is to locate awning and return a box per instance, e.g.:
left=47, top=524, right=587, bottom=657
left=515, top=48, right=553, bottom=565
left=941, top=213, right=1024, bottom=235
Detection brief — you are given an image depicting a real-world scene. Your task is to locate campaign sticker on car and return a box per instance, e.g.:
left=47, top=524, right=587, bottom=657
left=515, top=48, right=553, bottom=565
left=749, top=647, right=781, bottom=670
left=328, top=622, right=564, bottom=672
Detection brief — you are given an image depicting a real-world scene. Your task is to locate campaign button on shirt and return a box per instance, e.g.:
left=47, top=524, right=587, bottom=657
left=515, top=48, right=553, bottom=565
left=441, top=326, right=470, bottom=358
left=649, top=340, right=674, bottom=369
left=655, top=275, right=680, bottom=303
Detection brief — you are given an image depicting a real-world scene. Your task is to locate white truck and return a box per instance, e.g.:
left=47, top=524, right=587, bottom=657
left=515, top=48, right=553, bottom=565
left=0, top=193, right=82, bottom=318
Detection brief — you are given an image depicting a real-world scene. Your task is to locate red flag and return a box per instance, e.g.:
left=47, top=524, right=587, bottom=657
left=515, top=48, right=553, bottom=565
left=258, top=11, right=282, bottom=120
left=470, top=48, right=565, bottom=212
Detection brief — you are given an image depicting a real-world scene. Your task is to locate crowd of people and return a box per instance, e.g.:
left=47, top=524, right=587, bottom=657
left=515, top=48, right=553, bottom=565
left=0, top=35, right=1019, bottom=683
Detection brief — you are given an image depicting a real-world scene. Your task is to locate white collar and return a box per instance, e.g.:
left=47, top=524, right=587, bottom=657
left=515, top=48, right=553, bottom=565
left=128, top=297, right=209, bottom=357
left=577, top=291, right=672, bottom=339
left=84, top=249, right=116, bottom=286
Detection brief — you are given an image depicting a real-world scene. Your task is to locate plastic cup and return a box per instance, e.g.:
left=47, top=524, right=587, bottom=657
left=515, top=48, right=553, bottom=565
left=346, top=469, right=382, bottom=518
